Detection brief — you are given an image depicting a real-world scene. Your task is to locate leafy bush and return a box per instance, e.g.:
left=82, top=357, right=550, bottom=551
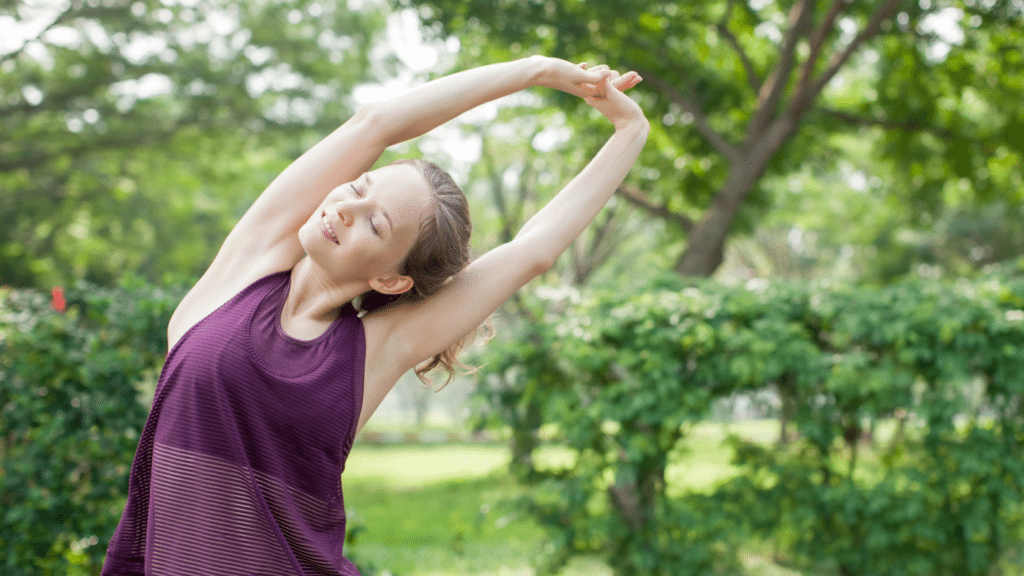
left=0, top=280, right=184, bottom=575
left=474, top=270, right=1024, bottom=575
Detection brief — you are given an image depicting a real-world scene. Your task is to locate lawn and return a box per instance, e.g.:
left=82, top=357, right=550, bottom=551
left=343, top=421, right=1024, bottom=576
left=342, top=420, right=801, bottom=576
left=343, top=443, right=583, bottom=576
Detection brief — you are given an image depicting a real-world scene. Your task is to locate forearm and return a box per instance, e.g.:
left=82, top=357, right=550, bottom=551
left=366, top=57, right=544, bottom=146
left=514, top=120, right=650, bottom=266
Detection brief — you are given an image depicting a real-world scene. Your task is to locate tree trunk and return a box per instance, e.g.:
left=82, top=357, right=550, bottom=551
left=509, top=398, right=541, bottom=477
left=777, top=378, right=797, bottom=448
left=675, top=119, right=796, bottom=277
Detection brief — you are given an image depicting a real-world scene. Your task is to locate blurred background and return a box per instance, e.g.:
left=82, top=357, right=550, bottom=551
left=2, top=0, right=1024, bottom=575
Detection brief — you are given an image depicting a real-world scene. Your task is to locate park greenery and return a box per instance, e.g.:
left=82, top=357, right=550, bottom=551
left=474, top=266, right=1024, bottom=575
left=3, top=0, right=1024, bottom=574
left=404, top=0, right=1024, bottom=279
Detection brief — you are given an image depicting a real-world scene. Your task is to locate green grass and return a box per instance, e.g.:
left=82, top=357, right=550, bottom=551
left=341, top=423, right=778, bottom=576
left=342, top=422, right=1024, bottom=576
left=344, top=443, right=589, bottom=576
left=345, top=443, right=509, bottom=488
left=345, top=474, right=568, bottom=576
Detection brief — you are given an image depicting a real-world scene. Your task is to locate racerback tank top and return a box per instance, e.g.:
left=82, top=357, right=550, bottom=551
left=102, top=271, right=364, bottom=576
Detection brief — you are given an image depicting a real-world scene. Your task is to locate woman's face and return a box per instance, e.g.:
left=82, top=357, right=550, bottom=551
left=299, top=163, right=433, bottom=285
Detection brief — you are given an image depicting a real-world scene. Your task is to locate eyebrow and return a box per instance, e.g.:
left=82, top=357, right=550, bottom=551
left=365, top=173, right=394, bottom=234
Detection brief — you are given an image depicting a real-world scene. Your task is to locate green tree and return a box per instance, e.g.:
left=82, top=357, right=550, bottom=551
left=1, top=0, right=384, bottom=288
left=403, top=0, right=1024, bottom=278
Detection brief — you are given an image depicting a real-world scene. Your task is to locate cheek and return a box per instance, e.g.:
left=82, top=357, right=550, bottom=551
left=375, top=238, right=415, bottom=272
left=349, top=232, right=397, bottom=265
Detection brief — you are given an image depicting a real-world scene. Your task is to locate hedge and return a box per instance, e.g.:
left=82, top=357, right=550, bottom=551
left=473, top=269, right=1024, bottom=575
left=1, top=280, right=183, bottom=574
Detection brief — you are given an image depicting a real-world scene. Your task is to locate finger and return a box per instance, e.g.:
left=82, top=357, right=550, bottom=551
left=573, top=67, right=613, bottom=97
left=575, top=65, right=609, bottom=82
left=613, top=71, right=642, bottom=92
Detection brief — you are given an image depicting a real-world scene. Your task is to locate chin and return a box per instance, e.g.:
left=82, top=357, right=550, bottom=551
left=297, top=222, right=326, bottom=256
left=296, top=222, right=313, bottom=250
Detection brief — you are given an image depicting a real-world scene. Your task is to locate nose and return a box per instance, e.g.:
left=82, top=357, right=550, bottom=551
left=333, top=200, right=359, bottom=226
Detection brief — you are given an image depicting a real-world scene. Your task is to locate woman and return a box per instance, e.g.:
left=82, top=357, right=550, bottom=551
left=102, top=55, right=648, bottom=575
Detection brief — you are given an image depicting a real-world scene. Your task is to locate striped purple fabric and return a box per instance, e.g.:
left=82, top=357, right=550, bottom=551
left=102, top=272, right=364, bottom=576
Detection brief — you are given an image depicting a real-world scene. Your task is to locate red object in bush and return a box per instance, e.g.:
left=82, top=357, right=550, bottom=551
left=51, top=286, right=66, bottom=313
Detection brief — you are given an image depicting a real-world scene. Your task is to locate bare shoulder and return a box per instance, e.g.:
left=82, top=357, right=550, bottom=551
left=167, top=247, right=295, bottom=350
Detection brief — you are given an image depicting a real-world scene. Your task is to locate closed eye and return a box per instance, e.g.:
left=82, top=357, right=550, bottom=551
left=350, top=184, right=363, bottom=197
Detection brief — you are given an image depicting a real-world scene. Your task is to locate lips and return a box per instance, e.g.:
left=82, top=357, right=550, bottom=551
left=321, top=211, right=340, bottom=245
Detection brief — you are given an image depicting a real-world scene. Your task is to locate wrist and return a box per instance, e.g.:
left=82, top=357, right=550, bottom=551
left=524, top=55, right=552, bottom=88
left=614, top=115, right=650, bottom=135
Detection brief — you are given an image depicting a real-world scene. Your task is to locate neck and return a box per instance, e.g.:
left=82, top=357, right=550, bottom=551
left=284, top=257, right=367, bottom=324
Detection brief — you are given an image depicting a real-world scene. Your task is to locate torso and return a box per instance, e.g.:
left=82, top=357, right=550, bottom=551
left=104, top=271, right=366, bottom=575
left=168, top=259, right=401, bottom=436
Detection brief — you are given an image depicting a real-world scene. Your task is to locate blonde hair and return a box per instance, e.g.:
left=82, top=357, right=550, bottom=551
left=356, top=158, right=482, bottom=389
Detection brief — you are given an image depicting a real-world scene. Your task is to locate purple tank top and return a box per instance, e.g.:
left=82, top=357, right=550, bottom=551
left=102, top=271, right=364, bottom=576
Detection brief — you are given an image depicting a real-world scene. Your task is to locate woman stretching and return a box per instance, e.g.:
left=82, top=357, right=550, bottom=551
left=101, top=55, right=648, bottom=575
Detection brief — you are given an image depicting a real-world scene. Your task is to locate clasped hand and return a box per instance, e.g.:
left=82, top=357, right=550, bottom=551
left=531, top=56, right=647, bottom=131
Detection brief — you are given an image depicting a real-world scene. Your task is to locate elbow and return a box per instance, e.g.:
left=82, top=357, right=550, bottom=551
left=509, top=233, right=558, bottom=277
left=507, top=237, right=556, bottom=277
left=353, top=102, right=379, bottom=123
left=525, top=246, right=558, bottom=277
left=350, top=103, right=389, bottom=144
left=531, top=253, right=556, bottom=276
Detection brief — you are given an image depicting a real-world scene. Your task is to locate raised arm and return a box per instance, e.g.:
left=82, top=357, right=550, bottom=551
left=511, top=73, right=648, bottom=269
left=374, top=71, right=649, bottom=381
left=366, top=56, right=610, bottom=146
left=226, top=57, right=612, bottom=268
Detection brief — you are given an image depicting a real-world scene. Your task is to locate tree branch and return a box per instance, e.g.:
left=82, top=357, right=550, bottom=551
left=476, top=125, right=516, bottom=244
left=798, top=0, right=847, bottom=93
left=571, top=203, right=621, bottom=286
left=746, top=0, right=815, bottom=140
left=792, top=0, right=902, bottom=115
left=588, top=209, right=622, bottom=276
left=0, top=116, right=195, bottom=173
left=630, top=65, right=741, bottom=163
left=717, top=0, right=761, bottom=93
left=616, top=184, right=695, bottom=234
left=817, top=106, right=956, bottom=139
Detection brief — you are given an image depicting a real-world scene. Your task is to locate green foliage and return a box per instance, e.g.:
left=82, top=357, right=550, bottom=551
left=1, top=0, right=383, bottom=288
left=475, top=267, right=1024, bottom=575
left=407, top=0, right=1024, bottom=279
left=0, top=280, right=184, bottom=574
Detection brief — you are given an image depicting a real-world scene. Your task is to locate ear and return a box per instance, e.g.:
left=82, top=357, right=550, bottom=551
left=369, top=275, right=414, bottom=295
